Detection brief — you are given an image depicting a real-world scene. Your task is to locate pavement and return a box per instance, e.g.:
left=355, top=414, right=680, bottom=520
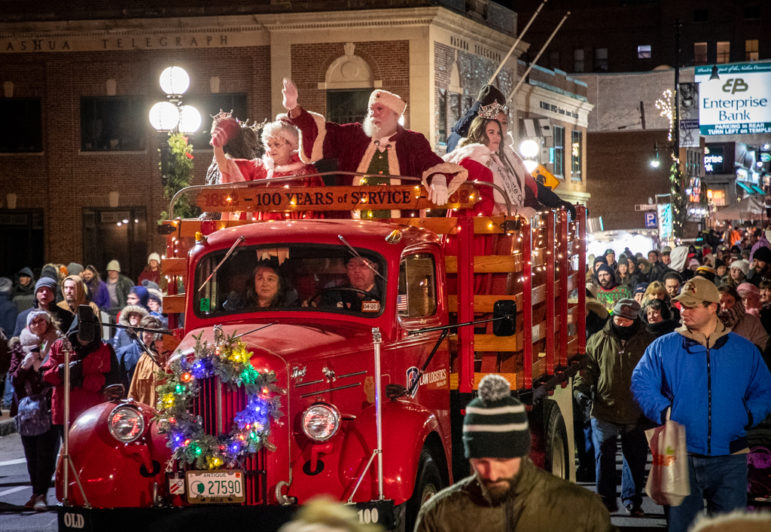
left=0, top=409, right=16, bottom=437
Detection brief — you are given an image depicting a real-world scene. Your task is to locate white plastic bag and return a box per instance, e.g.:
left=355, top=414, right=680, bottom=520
left=645, top=410, right=690, bottom=506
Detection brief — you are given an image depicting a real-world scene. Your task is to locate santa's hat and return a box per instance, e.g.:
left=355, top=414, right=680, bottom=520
left=368, top=89, right=406, bottom=116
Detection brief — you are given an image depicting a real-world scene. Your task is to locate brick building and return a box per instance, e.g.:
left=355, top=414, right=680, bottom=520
left=0, top=1, right=590, bottom=280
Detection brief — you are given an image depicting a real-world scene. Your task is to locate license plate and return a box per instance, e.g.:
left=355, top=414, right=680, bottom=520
left=185, top=470, right=245, bottom=504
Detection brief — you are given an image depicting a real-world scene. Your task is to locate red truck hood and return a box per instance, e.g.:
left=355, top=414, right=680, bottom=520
left=174, top=320, right=377, bottom=363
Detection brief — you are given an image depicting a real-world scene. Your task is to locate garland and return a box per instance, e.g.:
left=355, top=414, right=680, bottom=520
left=156, top=331, right=283, bottom=470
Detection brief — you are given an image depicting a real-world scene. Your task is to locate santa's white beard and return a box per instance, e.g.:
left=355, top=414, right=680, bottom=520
left=362, top=116, right=380, bottom=139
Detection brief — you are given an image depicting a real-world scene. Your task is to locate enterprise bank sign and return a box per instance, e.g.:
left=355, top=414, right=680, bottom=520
left=695, top=61, right=771, bottom=135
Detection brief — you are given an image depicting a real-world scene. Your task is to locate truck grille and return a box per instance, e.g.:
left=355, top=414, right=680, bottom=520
left=192, top=377, right=268, bottom=505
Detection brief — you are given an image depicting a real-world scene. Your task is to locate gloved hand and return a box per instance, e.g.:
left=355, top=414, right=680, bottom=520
left=58, top=360, right=83, bottom=387
left=574, top=391, right=592, bottom=420
left=561, top=200, right=577, bottom=221
left=282, top=78, right=298, bottom=112
left=209, top=117, right=239, bottom=148
left=428, top=175, right=449, bottom=205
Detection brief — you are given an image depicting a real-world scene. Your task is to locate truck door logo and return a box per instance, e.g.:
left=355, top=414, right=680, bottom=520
left=406, top=366, right=420, bottom=397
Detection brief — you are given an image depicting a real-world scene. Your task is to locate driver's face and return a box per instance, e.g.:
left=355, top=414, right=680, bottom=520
left=346, top=258, right=377, bottom=291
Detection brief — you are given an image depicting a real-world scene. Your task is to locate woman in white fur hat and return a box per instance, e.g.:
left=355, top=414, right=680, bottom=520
left=210, top=114, right=324, bottom=221
left=7, top=309, right=62, bottom=511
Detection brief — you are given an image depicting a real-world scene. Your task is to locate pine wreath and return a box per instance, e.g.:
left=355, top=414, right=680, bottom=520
left=156, top=330, right=283, bottom=470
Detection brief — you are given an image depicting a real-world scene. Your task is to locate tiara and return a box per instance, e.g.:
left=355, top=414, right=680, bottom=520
left=478, top=101, right=509, bottom=119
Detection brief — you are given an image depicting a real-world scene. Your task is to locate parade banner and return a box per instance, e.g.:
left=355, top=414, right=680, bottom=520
left=678, top=83, right=700, bottom=148
left=695, top=62, right=771, bottom=135
left=195, top=184, right=480, bottom=212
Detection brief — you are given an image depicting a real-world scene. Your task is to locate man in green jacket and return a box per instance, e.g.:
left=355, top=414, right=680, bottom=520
left=415, top=374, right=614, bottom=532
left=575, top=298, right=655, bottom=516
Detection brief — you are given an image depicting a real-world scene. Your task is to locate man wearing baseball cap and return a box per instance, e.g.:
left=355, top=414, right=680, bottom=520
left=633, top=277, right=771, bottom=531
left=415, top=374, right=613, bottom=531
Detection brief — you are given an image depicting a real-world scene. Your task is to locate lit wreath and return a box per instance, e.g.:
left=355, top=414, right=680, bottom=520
left=156, top=331, right=283, bottom=470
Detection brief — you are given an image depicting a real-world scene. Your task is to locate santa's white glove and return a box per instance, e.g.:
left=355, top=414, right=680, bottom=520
left=282, top=78, right=298, bottom=111
left=428, top=175, right=449, bottom=205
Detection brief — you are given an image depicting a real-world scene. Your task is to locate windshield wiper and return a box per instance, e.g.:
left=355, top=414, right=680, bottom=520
left=197, top=235, right=245, bottom=293
left=337, top=234, right=386, bottom=282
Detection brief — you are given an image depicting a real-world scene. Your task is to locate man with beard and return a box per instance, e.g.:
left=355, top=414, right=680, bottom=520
left=415, top=374, right=612, bottom=531
left=747, top=246, right=771, bottom=286
left=575, top=299, right=654, bottom=515
left=57, top=275, right=101, bottom=329
left=13, top=277, right=74, bottom=338
left=595, top=263, right=632, bottom=312
left=281, top=79, right=466, bottom=215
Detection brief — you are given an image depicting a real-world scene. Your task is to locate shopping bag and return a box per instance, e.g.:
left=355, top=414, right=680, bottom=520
left=644, top=410, right=690, bottom=506
left=15, top=393, right=51, bottom=437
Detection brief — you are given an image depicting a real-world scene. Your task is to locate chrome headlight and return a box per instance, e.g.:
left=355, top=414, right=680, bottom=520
left=108, top=405, right=146, bottom=443
left=301, top=403, right=340, bottom=442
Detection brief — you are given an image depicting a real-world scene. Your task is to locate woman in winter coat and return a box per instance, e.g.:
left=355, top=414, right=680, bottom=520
left=641, top=298, right=678, bottom=338
left=8, top=309, right=62, bottom=511
left=718, top=284, right=769, bottom=351
left=81, top=264, right=110, bottom=311
left=42, top=315, right=113, bottom=430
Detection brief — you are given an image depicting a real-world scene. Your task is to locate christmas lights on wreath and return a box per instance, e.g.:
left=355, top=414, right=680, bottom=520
left=156, top=332, right=283, bottom=470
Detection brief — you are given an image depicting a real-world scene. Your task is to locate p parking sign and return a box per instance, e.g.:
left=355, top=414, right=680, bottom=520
left=644, top=211, right=658, bottom=228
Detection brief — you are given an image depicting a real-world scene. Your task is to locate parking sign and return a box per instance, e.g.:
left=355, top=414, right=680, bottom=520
left=644, top=211, right=657, bottom=228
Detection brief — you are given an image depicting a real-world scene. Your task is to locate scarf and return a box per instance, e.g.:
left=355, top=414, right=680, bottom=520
left=488, top=151, right=524, bottom=208
left=719, top=300, right=746, bottom=329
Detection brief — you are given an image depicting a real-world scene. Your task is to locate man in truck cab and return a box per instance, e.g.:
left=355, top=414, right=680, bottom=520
left=415, top=374, right=614, bottom=532
left=320, top=255, right=383, bottom=313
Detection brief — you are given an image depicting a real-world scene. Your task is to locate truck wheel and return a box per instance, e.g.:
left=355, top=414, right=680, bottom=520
left=545, top=403, right=570, bottom=480
left=404, top=450, right=443, bottom=531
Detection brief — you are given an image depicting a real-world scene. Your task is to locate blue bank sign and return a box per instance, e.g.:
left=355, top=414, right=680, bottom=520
left=695, top=62, right=771, bottom=135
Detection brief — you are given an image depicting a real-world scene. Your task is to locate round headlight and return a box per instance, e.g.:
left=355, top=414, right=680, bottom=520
left=301, top=403, right=340, bottom=442
left=108, top=405, right=146, bottom=443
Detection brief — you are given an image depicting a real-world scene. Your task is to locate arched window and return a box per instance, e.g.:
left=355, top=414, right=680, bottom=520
left=322, top=43, right=379, bottom=124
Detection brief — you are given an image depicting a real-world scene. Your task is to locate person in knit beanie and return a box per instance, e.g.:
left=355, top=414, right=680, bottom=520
left=415, top=374, right=612, bottom=532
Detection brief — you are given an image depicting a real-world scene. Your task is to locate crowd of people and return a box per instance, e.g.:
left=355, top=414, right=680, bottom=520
left=0, top=255, right=170, bottom=511
left=580, top=224, right=771, bottom=531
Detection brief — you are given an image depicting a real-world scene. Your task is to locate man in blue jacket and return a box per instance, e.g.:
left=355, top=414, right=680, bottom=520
left=632, top=276, right=771, bottom=532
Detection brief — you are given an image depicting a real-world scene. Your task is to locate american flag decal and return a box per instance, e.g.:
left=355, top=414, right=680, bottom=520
left=397, top=294, right=408, bottom=311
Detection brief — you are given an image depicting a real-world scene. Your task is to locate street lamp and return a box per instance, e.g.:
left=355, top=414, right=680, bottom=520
left=149, top=66, right=201, bottom=134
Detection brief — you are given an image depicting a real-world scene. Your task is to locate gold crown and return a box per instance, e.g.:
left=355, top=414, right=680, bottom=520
left=478, top=101, right=508, bottom=119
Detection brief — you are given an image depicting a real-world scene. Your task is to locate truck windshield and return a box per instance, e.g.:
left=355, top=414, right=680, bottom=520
left=193, top=244, right=386, bottom=318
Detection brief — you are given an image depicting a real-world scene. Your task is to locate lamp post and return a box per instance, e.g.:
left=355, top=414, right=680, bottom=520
left=148, top=66, right=201, bottom=212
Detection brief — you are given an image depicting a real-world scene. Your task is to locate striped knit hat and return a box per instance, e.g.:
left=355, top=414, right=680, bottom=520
left=463, top=374, right=530, bottom=459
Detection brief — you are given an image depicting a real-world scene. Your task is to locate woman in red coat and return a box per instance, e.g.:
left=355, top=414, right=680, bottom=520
left=42, top=315, right=113, bottom=428
left=211, top=116, right=324, bottom=221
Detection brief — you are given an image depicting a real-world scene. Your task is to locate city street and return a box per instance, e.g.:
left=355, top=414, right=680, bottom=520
left=0, top=414, right=56, bottom=532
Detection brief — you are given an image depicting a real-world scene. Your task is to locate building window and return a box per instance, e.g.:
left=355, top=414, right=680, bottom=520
left=571, top=130, right=582, bottom=180
left=553, top=125, right=565, bottom=178
left=80, top=96, right=146, bottom=151
left=693, top=9, right=708, bottom=22
left=694, top=42, right=708, bottom=65
left=716, top=41, right=730, bottom=63
left=437, top=89, right=447, bottom=145
left=744, top=5, right=761, bottom=19
left=594, top=48, right=608, bottom=72
left=549, top=50, right=560, bottom=70
left=0, top=98, right=42, bottom=152
left=327, top=89, right=369, bottom=125
left=746, top=39, right=759, bottom=61
left=573, top=49, right=585, bottom=73
left=183, top=93, right=248, bottom=149
left=637, top=44, right=652, bottom=59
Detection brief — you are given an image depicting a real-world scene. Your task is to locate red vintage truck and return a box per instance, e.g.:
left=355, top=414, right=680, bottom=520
left=56, top=177, right=586, bottom=532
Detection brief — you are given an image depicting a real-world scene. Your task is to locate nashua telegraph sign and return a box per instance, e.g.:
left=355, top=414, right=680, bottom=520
left=695, top=61, right=771, bottom=136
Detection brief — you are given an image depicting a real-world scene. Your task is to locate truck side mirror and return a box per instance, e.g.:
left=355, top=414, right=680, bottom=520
left=493, top=300, right=517, bottom=336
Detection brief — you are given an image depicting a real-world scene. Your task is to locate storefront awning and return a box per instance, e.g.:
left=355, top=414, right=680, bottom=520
left=737, top=181, right=757, bottom=194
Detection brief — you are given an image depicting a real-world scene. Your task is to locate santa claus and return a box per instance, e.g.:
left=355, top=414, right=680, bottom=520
left=281, top=79, right=466, bottom=210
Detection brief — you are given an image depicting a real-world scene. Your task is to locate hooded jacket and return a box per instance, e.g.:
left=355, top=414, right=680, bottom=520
left=415, top=457, right=614, bottom=532
left=41, top=315, right=113, bottom=425
left=632, top=321, right=771, bottom=455
left=111, top=305, right=149, bottom=352
left=57, top=275, right=102, bottom=321
left=576, top=319, right=655, bottom=425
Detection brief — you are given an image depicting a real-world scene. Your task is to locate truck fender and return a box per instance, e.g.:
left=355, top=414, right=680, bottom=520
left=339, top=398, right=445, bottom=504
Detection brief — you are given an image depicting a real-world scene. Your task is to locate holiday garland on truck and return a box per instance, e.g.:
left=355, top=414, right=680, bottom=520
left=155, top=330, right=283, bottom=470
